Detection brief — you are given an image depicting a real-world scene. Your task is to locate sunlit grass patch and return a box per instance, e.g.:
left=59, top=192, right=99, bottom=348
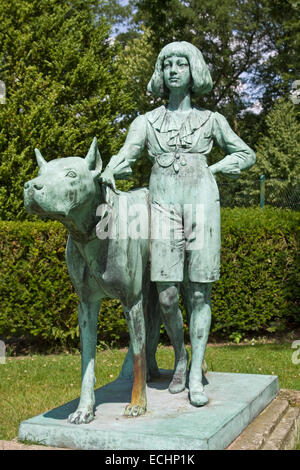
left=0, top=343, right=299, bottom=441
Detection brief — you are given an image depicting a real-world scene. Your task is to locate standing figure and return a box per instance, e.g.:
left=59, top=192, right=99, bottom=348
left=101, top=42, right=255, bottom=406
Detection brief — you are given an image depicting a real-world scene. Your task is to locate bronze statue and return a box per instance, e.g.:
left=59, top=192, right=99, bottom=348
left=101, top=41, right=256, bottom=406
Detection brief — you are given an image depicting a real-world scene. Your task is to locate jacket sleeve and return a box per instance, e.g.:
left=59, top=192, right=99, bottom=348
left=211, top=112, right=256, bottom=175
left=106, top=115, right=147, bottom=179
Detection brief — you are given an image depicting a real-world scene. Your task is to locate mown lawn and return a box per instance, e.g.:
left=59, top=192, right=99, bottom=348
left=0, top=343, right=299, bottom=441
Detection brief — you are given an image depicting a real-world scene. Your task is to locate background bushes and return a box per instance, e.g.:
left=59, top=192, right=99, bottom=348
left=0, top=207, right=299, bottom=351
left=211, top=208, right=299, bottom=342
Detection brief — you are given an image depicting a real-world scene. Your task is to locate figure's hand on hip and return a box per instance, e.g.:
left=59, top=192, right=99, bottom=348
left=220, top=161, right=241, bottom=179
left=209, top=161, right=241, bottom=179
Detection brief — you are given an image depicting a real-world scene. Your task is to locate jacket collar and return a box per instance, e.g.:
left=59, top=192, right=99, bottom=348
left=146, top=105, right=211, bottom=147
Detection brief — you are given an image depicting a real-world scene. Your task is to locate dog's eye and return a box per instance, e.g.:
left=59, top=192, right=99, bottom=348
left=66, top=170, right=77, bottom=178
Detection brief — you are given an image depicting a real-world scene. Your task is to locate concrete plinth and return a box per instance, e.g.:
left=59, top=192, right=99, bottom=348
left=18, top=370, right=278, bottom=450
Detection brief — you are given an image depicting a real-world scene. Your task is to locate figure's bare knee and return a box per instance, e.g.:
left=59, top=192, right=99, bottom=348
left=192, top=291, right=205, bottom=309
left=158, top=285, right=179, bottom=313
left=189, top=282, right=213, bottom=310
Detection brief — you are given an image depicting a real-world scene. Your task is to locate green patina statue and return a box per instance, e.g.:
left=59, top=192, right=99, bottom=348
left=24, top=41, right=255, bottom=424
left=101, top=41, right=256, bottom=406
left=24, top=140, right=161, bottom=423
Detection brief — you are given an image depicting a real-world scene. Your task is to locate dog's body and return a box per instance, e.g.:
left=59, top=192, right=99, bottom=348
left=24, top=138, right=160, bottom=424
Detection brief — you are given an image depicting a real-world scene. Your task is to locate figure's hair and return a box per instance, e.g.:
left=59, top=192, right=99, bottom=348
left=147, top=41, right=213, bottom=98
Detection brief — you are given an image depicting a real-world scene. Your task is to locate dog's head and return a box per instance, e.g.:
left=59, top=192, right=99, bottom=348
left=24, top=138, right=102, bottom=220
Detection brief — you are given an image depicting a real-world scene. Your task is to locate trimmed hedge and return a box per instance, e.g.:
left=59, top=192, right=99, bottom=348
left=0, top=207, right=299, bottom=350
left=212, top=208, right=299, bottom=341
left=0, top=221, right=127, bottom=349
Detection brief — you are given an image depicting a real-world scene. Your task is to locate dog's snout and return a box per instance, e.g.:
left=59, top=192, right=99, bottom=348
left=24, top=181, right=44, bottom=191
left=24, top=180, right=44, bottom=194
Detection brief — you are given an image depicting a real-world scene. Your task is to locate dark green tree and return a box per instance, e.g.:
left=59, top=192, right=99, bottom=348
left=129, top=0, right=299, bottom=117
left=229, top=98, right=300, bottom=209
left=252, top=98, right=300, bottom=208
left=251, top=0, right=300, bottom=111
left=130, top=1, right=268, bottom=113
left=0, top=0, right=135, bottom=220
left=117, top=0, right=300, bottom=195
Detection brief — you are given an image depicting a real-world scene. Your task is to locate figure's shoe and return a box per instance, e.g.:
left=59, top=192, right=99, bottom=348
left=189, top=389, right=209, bottom=407
left=169, top=372, right=186, bottom=394
left=189, top=378, right=208, bottom=407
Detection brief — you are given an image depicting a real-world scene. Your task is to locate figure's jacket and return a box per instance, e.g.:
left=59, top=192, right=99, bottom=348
left=106, top=105, right=256, bottom=178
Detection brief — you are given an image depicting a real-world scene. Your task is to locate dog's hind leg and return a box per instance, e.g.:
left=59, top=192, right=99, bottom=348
left=144, top=280, right=161, bottom=380
left=120, top=280, right=161, bottom=381
left=68, top=299, right=101, bottom=424
left=122, top=299, right=147, bottom=417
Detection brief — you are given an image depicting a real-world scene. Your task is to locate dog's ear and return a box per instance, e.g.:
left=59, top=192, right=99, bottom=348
left=35, top=148, right=47, bottom=169
left=85, top=137, right=103, bottom=176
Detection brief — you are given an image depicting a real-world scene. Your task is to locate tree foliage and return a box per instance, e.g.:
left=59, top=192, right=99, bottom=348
left=255, top=99, right=300, bottom=181
left=130, top=0, right=300, bottom=114
left=224, top=98, right=300, bottom=209
left=0, top=0, right=135, bottom=220
left=115, top=1, right=300, bottom=201
left=0, top=1, right=299, bottom=217
left=252, top=0, right=300, bottom=111
left=250, top=99, right=300, bottom=208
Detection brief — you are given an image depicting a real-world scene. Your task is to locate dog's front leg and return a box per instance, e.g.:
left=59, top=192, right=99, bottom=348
left=68, top=299, right=100, bottom=424
left=123, top=299, right=147, bottom=417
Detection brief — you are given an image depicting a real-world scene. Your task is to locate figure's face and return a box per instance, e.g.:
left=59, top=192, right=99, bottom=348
left=163, top=55, right=191, bottom=93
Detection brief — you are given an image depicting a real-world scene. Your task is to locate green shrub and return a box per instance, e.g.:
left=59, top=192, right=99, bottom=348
left=0, top=221, right=127, bottom=349
left=0, top=207, right=299, bottom=350
left=212, top=207, right=300, bottom=338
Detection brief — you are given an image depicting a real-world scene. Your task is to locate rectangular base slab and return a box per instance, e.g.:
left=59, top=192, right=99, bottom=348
left=18, top=370, right=278, bottom=450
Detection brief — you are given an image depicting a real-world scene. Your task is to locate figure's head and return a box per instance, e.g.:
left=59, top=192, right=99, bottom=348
left=147, top=41, right=212, bottom=98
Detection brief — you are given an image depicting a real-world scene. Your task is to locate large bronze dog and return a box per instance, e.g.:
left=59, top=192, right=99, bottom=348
left=24, top=138, right=160, bottom=424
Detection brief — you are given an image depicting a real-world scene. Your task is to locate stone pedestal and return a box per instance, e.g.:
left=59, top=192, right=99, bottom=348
left=18, top=370, right=278, bottom=450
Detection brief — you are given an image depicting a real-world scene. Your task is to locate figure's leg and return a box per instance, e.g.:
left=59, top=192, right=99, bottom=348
left=185, top=282, right=212, bottom=406
left=157, top=282, right=188, bottom=394
left=123, top=299, right=147, bottom=417
left=68, top=299, right=100, bottom=424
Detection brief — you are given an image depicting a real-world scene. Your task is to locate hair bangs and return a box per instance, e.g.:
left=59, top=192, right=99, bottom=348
left=147, top=41, right=213, bottom=98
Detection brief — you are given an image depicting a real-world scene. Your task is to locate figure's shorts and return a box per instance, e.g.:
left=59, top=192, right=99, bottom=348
left=149, top=154, right=221, bottom=283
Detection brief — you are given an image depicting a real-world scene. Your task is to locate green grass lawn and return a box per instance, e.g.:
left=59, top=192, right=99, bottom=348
left=0, top=343, right=299, bottom=441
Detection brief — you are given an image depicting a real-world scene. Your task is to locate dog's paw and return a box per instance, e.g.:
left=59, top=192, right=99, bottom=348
left=124, top=403, right=146, bottom=417
left=68, top=408, right=94, bottom=424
